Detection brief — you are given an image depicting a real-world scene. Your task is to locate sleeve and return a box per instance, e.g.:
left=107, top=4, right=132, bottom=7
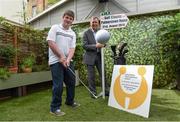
left=82, top=31, right=97, bottom=51
left=70, top=32, right=76, bottom=48
left=46, top=25, right=57, bottom=42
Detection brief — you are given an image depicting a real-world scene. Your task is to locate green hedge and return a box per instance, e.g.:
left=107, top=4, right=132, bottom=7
left=72, top=10, right=180, bottom=88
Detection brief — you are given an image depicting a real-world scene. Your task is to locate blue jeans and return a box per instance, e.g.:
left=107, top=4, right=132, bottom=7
left=50, top=62, right=75, bottom=112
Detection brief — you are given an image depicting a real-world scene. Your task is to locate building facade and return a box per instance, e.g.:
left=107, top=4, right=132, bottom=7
left=0, top=0, right=25, bottom=24
left=28, top=0, right=180, bottom=29
left=26, top=0, right=48, bottom=19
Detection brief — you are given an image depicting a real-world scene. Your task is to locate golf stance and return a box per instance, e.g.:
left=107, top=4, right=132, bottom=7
left=47, top=10, right=80, bottom=116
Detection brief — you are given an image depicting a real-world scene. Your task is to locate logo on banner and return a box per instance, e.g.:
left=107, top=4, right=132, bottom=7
left=113, top=66, right=148, bottom=109
left=108, top=65, right=154, bottom=118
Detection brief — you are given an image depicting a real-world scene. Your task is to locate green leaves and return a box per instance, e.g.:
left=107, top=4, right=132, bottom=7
left=157, top=12, right=180, bottom=75
left=68, top=11, right=180, bottom=88
left=21, top=54, right=36, bottom=68
left=73, top=44, right=84, bottom=70
left=0, top=68, right=10, bottom=80
left=0, top=44, right=16, bottom=65
left=47, top=0, right=60, bottom=5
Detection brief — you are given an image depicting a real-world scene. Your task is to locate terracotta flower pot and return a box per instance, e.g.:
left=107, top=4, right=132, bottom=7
left=8, top=66, right=18, bottom=73
left=22, top=67, right=32, bottom=73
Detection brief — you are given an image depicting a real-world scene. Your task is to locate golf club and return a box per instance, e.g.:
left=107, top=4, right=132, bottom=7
left=67, top=66, right=98, bottom=99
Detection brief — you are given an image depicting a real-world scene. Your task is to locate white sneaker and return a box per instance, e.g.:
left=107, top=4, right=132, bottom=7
left=50, top=109, right=65, bottom=116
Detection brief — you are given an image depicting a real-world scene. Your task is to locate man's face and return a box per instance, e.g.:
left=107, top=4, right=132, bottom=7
left=62, top=14, right=74, bottom=28
left=90, top=18, right=100, bottom=31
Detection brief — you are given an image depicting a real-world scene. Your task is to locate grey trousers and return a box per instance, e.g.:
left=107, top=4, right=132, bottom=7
left=87, top=54, right=109, bottom=95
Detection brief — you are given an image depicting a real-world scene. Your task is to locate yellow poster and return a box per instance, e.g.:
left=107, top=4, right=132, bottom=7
left=108, top=65, right=154, bottom=118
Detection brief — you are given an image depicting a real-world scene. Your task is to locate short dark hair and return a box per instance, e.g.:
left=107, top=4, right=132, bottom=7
left=63, top=10, right=75, bottom=19
left=91, top=16, right=100, bottom=24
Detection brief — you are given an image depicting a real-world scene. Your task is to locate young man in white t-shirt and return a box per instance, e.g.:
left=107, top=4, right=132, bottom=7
left=47, top=10, right=80, bottom=116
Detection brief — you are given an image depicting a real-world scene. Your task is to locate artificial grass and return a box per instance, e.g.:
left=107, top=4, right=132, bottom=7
left=0, top=86, right=179, bottom=121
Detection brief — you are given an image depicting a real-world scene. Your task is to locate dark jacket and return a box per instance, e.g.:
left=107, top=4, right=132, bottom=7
left=83, top=28, right=100, bottom=65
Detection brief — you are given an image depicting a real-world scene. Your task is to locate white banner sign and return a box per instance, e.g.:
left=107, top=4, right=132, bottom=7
left=100, top=14, right=129, bottom=29
left=108, top=65, right=154, bottom=118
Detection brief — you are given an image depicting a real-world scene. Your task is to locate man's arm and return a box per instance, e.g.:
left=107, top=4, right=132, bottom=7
left=48, top=40, right=66, bottom=66
left=83, top=31, right=97, bottom=51
left=83, top=31, right=105, bottom=51
left=66, top=48, right=75, bottom=66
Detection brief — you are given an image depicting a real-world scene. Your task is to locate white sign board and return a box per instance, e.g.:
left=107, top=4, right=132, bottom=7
left=108, top=65, right=154, bottom=118
left=100, top=14, right=129, bottom=29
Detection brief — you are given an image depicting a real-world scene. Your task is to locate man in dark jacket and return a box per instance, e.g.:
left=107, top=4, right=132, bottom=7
left=82, top=16, right=109, bottom=98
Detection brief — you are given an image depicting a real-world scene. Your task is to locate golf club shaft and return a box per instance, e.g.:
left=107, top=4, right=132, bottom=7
left=67, top=67, right=97, bottom=98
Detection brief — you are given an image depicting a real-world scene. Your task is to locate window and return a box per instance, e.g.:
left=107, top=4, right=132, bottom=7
left=32, top=5, right=37, bottom=17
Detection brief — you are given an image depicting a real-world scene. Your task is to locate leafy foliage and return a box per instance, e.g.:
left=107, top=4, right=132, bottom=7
left=0, top=44, right=16, bottom=66
left=0, top=18, right=48, bottom=73
left=71, top=24, right=88, bottom=81
left=0, top=17, right=16, bottom=66
left=48, top=0, right=61, bottom=5
left=17, top=26, right=48, bottom=71
left=20, top=54, right=36, bottom=69
left=0, top=68, right=10, bottom=80
left=73, top=44, right=84, bottom=70
left=71, top=11, right=180, bottom=87
left=157, top=13, right=180, bottom=73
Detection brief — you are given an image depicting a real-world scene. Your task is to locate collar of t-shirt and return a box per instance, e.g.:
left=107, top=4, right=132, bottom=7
left=59, top=24, right=71, bottom=32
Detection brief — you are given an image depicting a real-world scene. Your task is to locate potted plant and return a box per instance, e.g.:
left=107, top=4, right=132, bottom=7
left=0, top=44, right=18, bottom=73
left=20, top=54, right=36, bottom=73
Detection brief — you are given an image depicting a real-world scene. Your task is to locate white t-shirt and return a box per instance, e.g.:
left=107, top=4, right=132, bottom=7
left=47, top=24, right=76, bottom=65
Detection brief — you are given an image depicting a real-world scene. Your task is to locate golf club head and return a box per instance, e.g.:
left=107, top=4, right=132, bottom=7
left=122, top=49, right=128, bottom=57
left=118, top=42, right=127, bottom=56
left=111, top=45, right=117, bottom=57
left=96, top=92, right=103, bottom=98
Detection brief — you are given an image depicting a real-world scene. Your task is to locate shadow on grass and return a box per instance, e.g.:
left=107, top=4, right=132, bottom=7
left=174, top=89, right=180, bottom=96
left=150, top=93, right=180, bottom=121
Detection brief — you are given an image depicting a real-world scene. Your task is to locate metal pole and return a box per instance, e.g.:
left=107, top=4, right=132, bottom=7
left=101, top=48, right=105, bottom=99
left=98, top=1, right=109, bottom=99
